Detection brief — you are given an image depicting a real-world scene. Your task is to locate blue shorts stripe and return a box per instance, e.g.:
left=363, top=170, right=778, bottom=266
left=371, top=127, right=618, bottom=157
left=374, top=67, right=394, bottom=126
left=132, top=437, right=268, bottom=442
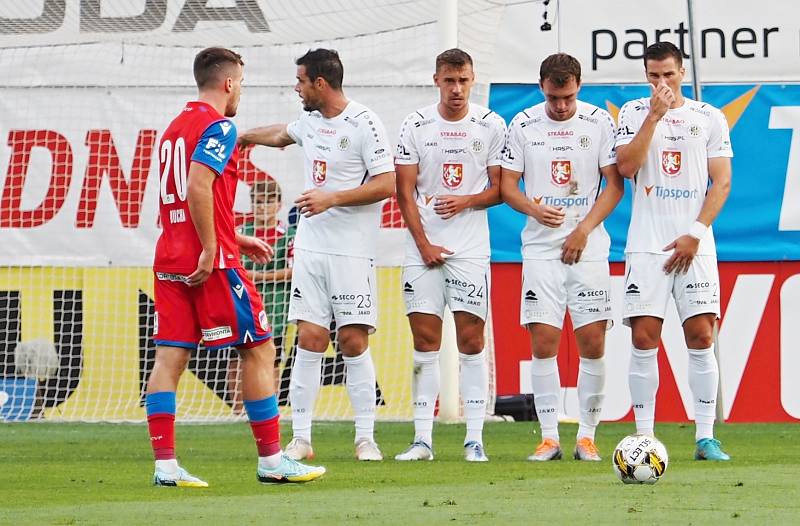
left=154, top=339, right=198, bottom=350
left=225, top=269, right=259, bottom=345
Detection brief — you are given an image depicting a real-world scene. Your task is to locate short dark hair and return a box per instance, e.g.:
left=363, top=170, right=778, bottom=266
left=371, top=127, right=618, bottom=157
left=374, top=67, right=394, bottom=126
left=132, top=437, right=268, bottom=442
left=644, top=41, right=683, bottom=68
left=251, top=179, right=282, bottom=203
left=539, top=53, right=581, bottom=87
left=193, top=47, right=243, bottom=89
left=435, top=48, right=473, bottom=72
left=296, top=49, right=344, bottom=90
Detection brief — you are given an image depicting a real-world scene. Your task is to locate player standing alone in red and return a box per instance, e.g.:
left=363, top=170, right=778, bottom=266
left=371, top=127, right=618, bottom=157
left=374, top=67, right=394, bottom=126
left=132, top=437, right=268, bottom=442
left=147, top=47, right=324, bottom=487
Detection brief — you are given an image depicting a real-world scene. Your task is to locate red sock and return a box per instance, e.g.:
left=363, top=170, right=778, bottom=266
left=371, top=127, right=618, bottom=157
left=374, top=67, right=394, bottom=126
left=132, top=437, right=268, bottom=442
left=147, top=413, right=176, bottom=460
left=250, top=416, right=280, bottom=457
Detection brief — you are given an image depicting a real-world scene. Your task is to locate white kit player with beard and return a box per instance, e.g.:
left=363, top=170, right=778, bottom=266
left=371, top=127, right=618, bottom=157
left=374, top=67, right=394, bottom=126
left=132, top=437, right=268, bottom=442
left=240, top=49, right=395, bottom=462
left=616, top=42, right=732, bottom=461
left=394, top=49, right=506, bottom=462
left=501, top=54, right=623, bottom=462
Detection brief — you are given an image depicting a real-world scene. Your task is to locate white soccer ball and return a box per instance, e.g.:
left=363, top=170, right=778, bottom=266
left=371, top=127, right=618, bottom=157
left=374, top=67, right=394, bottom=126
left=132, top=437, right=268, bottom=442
left=612, top=434, right=669, bottom=484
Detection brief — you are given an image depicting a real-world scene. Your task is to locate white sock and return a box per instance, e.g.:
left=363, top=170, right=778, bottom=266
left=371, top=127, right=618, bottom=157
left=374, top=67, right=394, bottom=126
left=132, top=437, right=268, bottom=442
left=460, top=350, right=488, bottom=445
left=688, top=346, right=718, bottom=441
left=577, top=356, right=605, bottom=441
left=530, top=356, right=560, bottom=442
left=155, top=458, right=178, bottom=474
left=258, top=451, right=282, bottom=469
left=289, top=347, right=323, bottom=443
left=343, top=348, right=377, bottom=443
left=628, top=346, right=659, bottom=436
left=412, top=350, right=439, bottom=446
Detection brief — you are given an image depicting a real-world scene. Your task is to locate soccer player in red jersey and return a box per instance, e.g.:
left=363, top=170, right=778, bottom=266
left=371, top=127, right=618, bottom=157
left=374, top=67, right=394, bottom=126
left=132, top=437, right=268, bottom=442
left=147, top=47, right=325, bottom=487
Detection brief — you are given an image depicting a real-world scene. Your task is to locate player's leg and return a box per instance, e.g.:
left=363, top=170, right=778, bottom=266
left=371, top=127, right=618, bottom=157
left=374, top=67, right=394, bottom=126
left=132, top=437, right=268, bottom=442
left=624, top=253, right=672, bottom=438
left=568, top=260, right=612, bottom=461
left=572, top=321, right=607, bottom=461
left=454, top=311, right=489, bottom=462
left=148, top=275, right=206, bottom=487
left=396, top=265, right=444, bottom=461
left=285, top=249, right=332, bottom=459
left=329, top=255, right=382, bottom=461
left=674, top=256, right=729, bottom=460
left=520, top=260, right=567, bottom=461
left=239, top=340, right=326, bottom=483
left=444, top=259, right=491, bottom=461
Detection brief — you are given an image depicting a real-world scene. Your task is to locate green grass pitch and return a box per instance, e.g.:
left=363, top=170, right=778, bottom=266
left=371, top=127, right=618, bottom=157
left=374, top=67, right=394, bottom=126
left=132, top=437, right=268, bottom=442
left=1, top=421, right=798, bottom=525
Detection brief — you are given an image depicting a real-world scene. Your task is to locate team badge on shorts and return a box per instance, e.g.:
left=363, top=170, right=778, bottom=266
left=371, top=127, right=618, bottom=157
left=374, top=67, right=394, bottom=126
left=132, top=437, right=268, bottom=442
left=551, top=159, right=572, bottom=187
left=312, top=159, right=327, bottom=186
left=661, top=150, right=681, bottom=177
left=442, top=163, right=463, bottom=189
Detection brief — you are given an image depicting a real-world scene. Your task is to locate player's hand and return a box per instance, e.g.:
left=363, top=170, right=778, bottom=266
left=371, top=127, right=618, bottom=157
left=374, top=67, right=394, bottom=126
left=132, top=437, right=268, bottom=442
left=531, top=202, right=566, bottom=228
left=434, top=195, right=471, bottom=219
left=295, top=189, right=336, bottom=217
left=649, top=80, right=674, bottom=121
left=662, top=235, right=699, bottom=274
left=418, top=242, right=454, bottom=267
left=187, top=248, right=214, bottom=287
left=561, top=223, right=589, bottom=265
left=239, top=235, right=274, bottom=265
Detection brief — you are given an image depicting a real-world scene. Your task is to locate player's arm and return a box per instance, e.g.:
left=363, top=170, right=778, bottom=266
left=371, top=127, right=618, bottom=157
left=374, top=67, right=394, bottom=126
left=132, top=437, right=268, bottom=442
left=561, top=164, right=624, bottom=264
left=253, top=268, right=293, bottom=282
left=235, top=232, right=273, bottom=265
left=500, top=167, right=565, bottom=228
left=239, top=124, right=295, bottom=148
left=434, top=165, right=501, bottom=219
left=294, top=170, right=395, bottom=217
left=186, top=162, right=217, bottom=287
left=396, top=163, right=452, bottom=266
left=616, top=83, right=673, bottom=178
left=662, top=156, right=731, bottom=274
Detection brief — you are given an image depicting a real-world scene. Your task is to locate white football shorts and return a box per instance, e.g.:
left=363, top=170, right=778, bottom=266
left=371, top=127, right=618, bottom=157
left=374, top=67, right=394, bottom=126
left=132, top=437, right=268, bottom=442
left=623, top=252, right=721, bottom=325
left=520, top=259, right=612, bottom=329
left=288, top=248, right=377, bottom=332
left=402, top=258, right=490, bottom=321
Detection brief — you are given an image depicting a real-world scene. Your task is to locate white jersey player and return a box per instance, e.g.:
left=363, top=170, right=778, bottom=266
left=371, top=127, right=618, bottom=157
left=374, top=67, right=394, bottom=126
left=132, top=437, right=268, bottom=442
left=616, top=42, right=732, bottom=461
left=500, top=53, right=623, bottom=462
left=240, top=49, right=395, bottom=462
left=394, top=49, right=506, bottom=463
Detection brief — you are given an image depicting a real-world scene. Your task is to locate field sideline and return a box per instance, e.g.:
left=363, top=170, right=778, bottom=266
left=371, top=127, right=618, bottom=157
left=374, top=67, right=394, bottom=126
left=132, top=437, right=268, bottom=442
left=1, top=421, right=798, bottom=525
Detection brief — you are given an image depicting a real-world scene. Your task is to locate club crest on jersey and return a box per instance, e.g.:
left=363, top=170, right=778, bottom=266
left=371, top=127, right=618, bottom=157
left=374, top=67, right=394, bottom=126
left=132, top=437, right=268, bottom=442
left=442, top=163, right=464, bottom=189
left=550, top=160, right=572, bottom=187
left=312, top=159, right=327, bottom=186
left=471, top=138, right=484, bottom=153
left=578, top=135, right=591, bottom=150
left=661, top=150, right=682, bottom=177
left=338, top=136, right=351, bottom=150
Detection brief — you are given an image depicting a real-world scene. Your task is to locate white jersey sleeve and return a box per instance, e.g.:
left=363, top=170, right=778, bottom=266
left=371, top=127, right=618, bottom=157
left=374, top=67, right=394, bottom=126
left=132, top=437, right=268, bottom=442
left=598, top=110, right=617, bottom=168
left=486, top=112, right=507, bottom=167
left=396, top=112, right=420, bottom=165
left=501, top=112, right=527, bottom=173
left=615, top=100, right=645, bottom=148
left=286, top=116, right=305, bottom=146
left=361, top=111, right=395, bottom=175
left=707, top=107, right=734, bottom=158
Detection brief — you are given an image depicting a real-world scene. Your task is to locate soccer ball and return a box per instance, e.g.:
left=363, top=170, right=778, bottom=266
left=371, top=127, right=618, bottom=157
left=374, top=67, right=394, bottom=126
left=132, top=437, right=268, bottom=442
left=612, top=434, right=668, bottom=484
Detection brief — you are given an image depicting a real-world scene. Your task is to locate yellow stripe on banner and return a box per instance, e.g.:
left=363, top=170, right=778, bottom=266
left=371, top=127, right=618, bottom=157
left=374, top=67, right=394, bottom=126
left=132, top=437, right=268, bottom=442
left=1, top=266, right=414, bottom=421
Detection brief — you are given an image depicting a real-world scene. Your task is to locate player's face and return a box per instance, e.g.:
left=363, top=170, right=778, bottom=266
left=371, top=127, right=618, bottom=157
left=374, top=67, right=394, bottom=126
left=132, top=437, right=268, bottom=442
left=224, top=64, right=244, bottom=117
left=435, top=64, right=474, bottom=114
left=540, top=76, right=579, bottom=121
left=253, top=194, right=280, bottom=224
left=295, top=65, right=322, bottom=112
left=645, top=57, right=685, bottom=102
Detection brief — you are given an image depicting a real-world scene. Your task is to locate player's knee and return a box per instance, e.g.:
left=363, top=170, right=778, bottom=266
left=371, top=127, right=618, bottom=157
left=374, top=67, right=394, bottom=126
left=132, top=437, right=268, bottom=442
left=685, top=332, right=713, bottom=349
left=337, top=327, right=369, bottom=356
left=412, top=332, right=441, bottom=352
left=456, top=333, right=484, bottom=355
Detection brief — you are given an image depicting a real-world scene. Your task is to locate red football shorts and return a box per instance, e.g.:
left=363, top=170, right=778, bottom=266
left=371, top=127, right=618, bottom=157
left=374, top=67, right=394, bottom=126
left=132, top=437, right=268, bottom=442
left=153, top=268, right=272, bottom=350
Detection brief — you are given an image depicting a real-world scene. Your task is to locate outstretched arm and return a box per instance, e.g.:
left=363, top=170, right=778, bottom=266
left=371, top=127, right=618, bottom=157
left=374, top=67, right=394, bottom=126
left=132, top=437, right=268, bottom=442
left=239, top=124, right=295, bottom=148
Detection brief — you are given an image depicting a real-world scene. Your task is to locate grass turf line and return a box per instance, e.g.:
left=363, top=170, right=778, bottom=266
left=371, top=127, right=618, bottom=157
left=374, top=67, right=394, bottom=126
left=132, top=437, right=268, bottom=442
left=1, top=421, right=798, bottom=525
